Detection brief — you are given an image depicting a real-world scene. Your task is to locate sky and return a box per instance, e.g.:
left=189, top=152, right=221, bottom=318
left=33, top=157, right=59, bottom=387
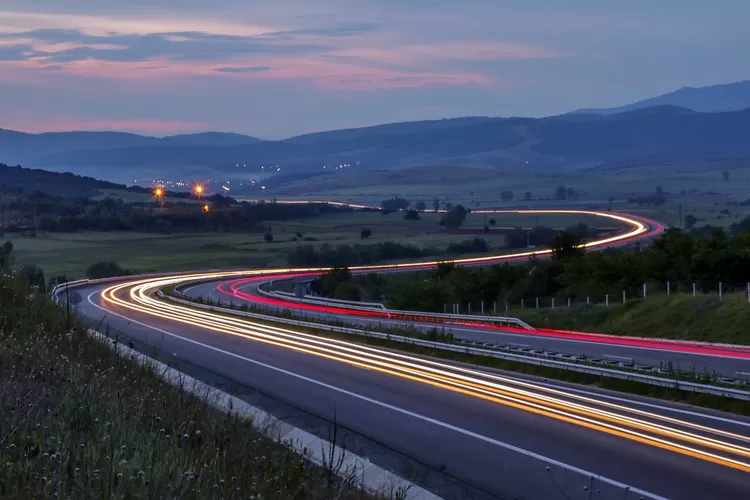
left=1, top=1, right=748, bottom=139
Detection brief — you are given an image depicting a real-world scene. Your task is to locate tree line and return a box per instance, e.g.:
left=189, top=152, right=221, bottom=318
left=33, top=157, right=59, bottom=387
left=310, top=225, right=750, bottom=311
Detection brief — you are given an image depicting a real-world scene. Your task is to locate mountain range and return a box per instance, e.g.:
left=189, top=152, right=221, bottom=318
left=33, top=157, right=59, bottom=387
left=1, top=80, right=749, bottom=185
left=572, top=80, right=750, bottom=115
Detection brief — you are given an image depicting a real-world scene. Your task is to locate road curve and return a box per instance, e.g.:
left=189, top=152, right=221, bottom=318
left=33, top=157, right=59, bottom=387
left=188, top=276, right=750, bottom=378
left=70, top=270, right=750, bottom=500
left=68, top=209, right=750, bottom=498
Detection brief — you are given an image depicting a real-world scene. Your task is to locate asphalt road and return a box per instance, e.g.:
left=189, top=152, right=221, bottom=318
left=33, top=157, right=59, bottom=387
left=74, top=280, right=750, bottom=500
left=186, top=279, right=750, bottom=379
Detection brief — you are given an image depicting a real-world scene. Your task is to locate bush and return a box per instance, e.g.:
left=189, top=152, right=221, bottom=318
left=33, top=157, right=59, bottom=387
left=86, top=261, right=131, bottom=279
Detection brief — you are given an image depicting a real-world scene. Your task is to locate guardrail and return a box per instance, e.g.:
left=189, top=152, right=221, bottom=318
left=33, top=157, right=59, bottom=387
left=269, top=289, right=388, bottom=310
left=160, top=291, right=750, bottom=401
left=256, top=286, right=536, bottom=330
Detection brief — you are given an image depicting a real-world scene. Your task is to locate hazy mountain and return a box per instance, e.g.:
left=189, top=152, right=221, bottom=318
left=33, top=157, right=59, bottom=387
left=2, top=106, right=750, bottom=184
left=0, top=129, right=262, bottom=166
left=572, top=80, right=750, bottom=115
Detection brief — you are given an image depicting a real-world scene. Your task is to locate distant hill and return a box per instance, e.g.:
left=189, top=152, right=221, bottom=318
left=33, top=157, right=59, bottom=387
left=572, top=80, right=750, bottom=115
left=0, top=129, right=262, bottom=166
left=0, top=162, right=146, bottom=198
left=2, top=105, right=750, bottom=183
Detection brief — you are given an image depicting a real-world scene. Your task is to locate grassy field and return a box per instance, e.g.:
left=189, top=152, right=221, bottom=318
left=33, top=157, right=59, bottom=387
left=512, top=293, right=750, bottom=345
left=6, top=210, right=619, bottom=279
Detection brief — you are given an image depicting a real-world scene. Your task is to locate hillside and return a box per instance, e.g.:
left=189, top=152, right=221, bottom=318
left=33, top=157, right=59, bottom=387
left=2, top=106, right=750, bottom=183
left=572, top=80, right=750, bottom=115
left=0, top=162, right=146, bottom=198
left=0, top=129, right=262, bottom=166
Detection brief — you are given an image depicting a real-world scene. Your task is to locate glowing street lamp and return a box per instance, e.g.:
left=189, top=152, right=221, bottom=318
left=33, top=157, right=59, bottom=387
left=153, top=187, right=164, bottom=199
left=202, top=204, right=210, bottom=213
left=193, top=184, right=205, bottom=197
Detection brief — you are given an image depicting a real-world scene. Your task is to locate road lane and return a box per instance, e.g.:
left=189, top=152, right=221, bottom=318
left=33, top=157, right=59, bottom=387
left=72, top=280, right=750, bottom=500
left=187, top=279, right=750, bottom=378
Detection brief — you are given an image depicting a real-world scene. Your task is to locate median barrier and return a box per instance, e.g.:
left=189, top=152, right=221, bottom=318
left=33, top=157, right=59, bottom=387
left=160, top=291, right=750, bottom=401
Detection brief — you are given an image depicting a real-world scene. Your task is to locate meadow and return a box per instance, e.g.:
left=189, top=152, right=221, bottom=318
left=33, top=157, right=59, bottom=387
left=6, top=209, right=626, bottom=279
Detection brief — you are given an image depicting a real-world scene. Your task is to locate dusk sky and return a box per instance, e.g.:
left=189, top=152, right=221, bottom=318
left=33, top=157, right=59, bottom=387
left=1, top=1, right=748, bottom=138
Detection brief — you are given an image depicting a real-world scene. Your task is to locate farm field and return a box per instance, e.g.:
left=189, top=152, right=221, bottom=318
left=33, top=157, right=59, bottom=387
left=5, top=209, right=623, bottom=279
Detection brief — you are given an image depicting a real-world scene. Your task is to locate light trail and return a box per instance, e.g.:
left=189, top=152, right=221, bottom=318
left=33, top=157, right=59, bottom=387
left=96, top=273, right=750, bottom=474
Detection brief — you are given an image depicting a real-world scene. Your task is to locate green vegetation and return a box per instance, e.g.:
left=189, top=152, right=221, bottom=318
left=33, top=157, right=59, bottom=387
left=320, top=226, right=750, bottom=346
left=513, top=294, right=750, bottom=345
left=0, top=252, right=376, bottom=499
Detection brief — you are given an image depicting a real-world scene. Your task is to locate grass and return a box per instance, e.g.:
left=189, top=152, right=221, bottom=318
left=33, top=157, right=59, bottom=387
left=0, top=266, right=379, bottom=499
left=509, top=293, right=750, bottom=345
left=168, top=292, right=750, bottom=416
left=8, top=209, right=617, bottom=279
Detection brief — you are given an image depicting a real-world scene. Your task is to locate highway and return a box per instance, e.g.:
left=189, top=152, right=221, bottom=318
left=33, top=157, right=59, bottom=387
left=70, top=272, right=750, bottom=500
left=64, top=210, right=750, bottom=499
left=187, top=276, right=750, bottom=378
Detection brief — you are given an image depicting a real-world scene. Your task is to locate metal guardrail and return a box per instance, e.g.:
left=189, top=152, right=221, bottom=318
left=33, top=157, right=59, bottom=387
left=270, top=289, right=388, bottom=310
left=256, top=286, right=536, bottom=330
left=161, top=292, right=750, bottom=401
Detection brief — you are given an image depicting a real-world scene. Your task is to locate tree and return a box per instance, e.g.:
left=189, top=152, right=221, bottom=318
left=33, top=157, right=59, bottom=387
left=684, top=214, right=698, bottom=230
left=360, top=228, right=372, bottom=239
left=722, top=171, right=730, bottom=181
left=500, top=190, right=514, bottom=202
left=2, top=240, right=12, bottom=255
left=550, top=231, right=584, bottom=261
left=524, top=192, right=532, bottom=201
left=440, top=204, right=467, bottom=229
left=21, top=264, right=45, bottom=291
left=86, top=261, right=130, bottom=279
left=655, top=185, right=664, bottom=196
left=608, top=196, right=615, bottom=204
left=444, top=202, right=454, bottom=211
left=432, top=198, right=440, bottom=212
left=263, top=232, right=274, bottom=243
left=566, top=187, right=578, bottom=200
left=415, top=201, right=427, bottom=211
left=555, top=185, right=567, bottom=200
left=404, top=210, right=420, bottom=220
left=381, top=197, right=410, bottom=211
left=489, top=218, right=496, bottom=226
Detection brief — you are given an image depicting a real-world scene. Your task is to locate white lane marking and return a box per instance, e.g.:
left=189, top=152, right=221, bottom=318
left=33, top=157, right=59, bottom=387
left=603, top=355, right=634, bottom=361
left=162, top=289, right=750, bottom=429
left=87, top=291, right=665, bottom=500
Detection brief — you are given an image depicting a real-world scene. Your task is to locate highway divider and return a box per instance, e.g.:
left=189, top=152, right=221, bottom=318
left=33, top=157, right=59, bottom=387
left=159, top=291, right=750, bottom=402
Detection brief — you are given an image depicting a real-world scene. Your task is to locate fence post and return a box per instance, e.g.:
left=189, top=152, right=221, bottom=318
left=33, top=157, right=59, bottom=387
left=505, top=301, right=509, bottom=313
left=493, top=302, right=497, bottom=314
left=568, top=297, right=571, bottom=307
left=606, top=294, right=609, bottom=306
left=468, top=303, right=471, bottom=313
left=536, top=297, right=539, bottom=309
left=552, top=297, right=555, bottom=309
left=623, top=290, right=626, bottom=303
left=481, top=301, right=484, bottom=314
left=719, top=282, right=723, bottom=300
left=747, top=283, right=749, bottom=303
left=586, top=296, right=590, bottom=305
left=667, top=281, right=670, bottom=296
left=693, top=283, right=696, bottom=298
left=521, top=298, right=524, bottom=309
left=643, top=283, right=647, bottom=297
left=444, top=304, right=447, bottom=314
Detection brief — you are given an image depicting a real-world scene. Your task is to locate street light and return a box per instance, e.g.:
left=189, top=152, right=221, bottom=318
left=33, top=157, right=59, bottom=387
left=202, top=204, right=210, bottom=213
left=153, top=187, right=164, bottom=199
left=193, top=184, right=204, bottom=197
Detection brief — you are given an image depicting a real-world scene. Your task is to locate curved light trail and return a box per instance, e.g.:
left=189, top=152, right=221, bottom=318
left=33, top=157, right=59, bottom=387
left=97, top=274, right=750, bottom=474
